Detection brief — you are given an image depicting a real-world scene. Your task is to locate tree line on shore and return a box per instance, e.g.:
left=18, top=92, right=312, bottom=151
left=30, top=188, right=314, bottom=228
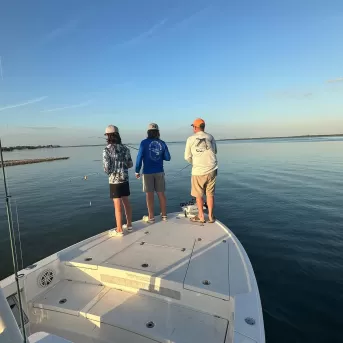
left=1, top=145, right=61, bottom=152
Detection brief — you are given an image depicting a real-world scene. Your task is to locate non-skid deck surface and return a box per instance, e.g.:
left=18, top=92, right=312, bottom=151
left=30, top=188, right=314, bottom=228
left=33, top=280, right=228, bottom=343
left=66, top=214, right=232, bottom=299
left=31, top=213, right=258, bottom=343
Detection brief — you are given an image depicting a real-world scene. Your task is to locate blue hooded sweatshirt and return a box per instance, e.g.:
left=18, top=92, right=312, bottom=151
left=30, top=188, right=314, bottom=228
left=135, top=138, right=171, bottom=174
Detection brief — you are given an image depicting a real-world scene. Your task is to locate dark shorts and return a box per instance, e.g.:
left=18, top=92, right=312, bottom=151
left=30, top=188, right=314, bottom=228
left=109, top=182, right=130, bottom=199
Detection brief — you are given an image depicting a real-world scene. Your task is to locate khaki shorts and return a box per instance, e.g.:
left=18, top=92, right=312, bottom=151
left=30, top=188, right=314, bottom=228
left=191, top=170, right=217, bottom=197
left=143, top=172, right=166, bottom=193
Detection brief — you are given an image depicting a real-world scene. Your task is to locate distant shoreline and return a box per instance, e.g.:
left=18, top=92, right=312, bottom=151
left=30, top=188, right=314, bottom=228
left=1, top=134, right=342, bottom=151
left=0, top=157, right=69, bottom=167
left=2, top=145, right=61, bottom=152
left=216, top=133, right=343, bottom=142
left=168, top=133, right=343, bottom=144
left=66, top=133, right=343, bottom=146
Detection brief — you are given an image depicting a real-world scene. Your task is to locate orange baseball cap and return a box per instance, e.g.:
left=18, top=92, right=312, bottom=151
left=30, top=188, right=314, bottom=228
left=191, top=118, right=205, bottom=128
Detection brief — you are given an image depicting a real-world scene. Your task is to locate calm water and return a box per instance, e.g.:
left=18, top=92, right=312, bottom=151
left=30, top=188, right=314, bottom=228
left=1, top=139, right=343, bottom=343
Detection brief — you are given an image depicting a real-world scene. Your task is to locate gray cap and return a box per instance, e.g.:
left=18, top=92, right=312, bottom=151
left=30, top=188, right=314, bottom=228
left=104, top=125, right=119, bottom=135
left=148, top=123, right=159, bottom=130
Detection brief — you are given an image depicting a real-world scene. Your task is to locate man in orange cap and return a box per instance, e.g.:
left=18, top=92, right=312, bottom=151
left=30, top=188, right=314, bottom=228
left=184, top=118, right=218, bottom=223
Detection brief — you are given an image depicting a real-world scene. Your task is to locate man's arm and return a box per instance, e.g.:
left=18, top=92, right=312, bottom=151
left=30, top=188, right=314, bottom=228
left=184, top=137, right=192, bottom=164
left=163, top=143, right=171, bottom=161
left=135, top=142, right=144, bottom=174
left=212, top=137, right=217, bottom=154
left=103, top=149, right=110, bottom=175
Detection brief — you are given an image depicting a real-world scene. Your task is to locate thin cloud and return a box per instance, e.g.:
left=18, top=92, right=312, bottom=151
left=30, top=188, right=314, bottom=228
left=270, top=91, right=313, bottom=99
left=23, top=126, right=60, bottom=130
left=168, top=5, right=212, bottom=32
left=327, top=77, right=343, bottom=83
left=113, top=5, right=210, bottom=49
left=41, top=100, right=92, bottom=113
left=44, top=19, right=79, bottom=42
left=0, top=96, right=47, bottom=112
left=115, top=18, right=168, bottom=47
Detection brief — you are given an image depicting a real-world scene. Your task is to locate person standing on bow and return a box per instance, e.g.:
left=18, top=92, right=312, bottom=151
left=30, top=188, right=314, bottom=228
left=135, top=123, right=171, bottom=222
left=184, top=118, right=218, bottom=223
left=103, top=125, right=133, bottom=236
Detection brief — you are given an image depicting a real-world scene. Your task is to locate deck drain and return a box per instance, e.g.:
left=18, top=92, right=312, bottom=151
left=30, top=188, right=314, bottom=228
left=146, top=321, right=155, bottom=328
left=141, top=263, right=149, bottom=268
left=202, top=280, right=211, bottom=286
left=84, top=257, right=92, bottom=261
left=140, top=242, right=145, bottom=245
left=59, top=298, right=67, bottom=304
left=245, top=317, right=255, bottom=325
left=144, top=231, right=149, bottom=234
left=38, top=269, right=55, bottom=288
left=197, top=238, right=202, bottom=241
left=222, top=240, right=226, bottom=243
left=181, top=248, right=186, bottom=252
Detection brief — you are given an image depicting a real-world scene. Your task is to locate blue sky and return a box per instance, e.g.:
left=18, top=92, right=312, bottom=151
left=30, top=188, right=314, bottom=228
left=0, top=0, right=343, bottom=145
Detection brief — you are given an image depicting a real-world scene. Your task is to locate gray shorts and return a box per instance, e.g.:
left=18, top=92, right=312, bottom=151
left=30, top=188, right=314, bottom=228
left=142, top=172, right=165, bottom=193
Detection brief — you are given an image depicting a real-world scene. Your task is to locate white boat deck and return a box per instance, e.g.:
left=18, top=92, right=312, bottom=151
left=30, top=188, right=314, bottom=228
left=1, top=212, right=265, bottom=343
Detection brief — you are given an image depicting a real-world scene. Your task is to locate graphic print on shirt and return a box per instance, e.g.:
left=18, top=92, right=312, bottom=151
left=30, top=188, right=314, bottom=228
left=103, top=144, right=132, bottom=184
left=149, top=140, right=163, bottom=161
left=195, top=137, right=211, bottom=153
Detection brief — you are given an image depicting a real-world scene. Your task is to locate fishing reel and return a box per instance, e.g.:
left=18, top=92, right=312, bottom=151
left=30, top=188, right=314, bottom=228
left=179, top=198, right=208, bottom=218
left=179, top=197, right=195, bottom=208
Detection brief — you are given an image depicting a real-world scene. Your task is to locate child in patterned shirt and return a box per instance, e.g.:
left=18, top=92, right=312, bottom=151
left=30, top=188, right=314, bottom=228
left=103, top=125, right=133, bottom=236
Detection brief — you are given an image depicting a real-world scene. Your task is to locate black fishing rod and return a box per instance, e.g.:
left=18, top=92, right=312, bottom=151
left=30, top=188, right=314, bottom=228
left=0, top=138, right=27, bottom=342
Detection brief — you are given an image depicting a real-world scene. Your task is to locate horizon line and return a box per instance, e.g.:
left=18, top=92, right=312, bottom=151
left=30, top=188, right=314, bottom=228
left=2, top=133, right=342, bottom=150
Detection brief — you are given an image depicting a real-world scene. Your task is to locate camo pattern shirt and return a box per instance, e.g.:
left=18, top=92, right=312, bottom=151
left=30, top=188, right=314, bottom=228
left=103, top=144, right=133, bottom=184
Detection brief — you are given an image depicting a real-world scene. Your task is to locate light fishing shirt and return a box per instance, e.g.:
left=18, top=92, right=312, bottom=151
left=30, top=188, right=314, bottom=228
left=184, top=131, right=218, bottom=176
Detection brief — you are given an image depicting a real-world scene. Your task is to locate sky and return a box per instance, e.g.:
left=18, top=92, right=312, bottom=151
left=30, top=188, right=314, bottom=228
left=0, top=0, right=343, bottom=145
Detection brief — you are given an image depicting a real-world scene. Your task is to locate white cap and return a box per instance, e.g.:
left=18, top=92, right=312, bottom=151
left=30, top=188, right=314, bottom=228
left=148, top=123, right=159, bottom=130
left=104, top=125, right=119, bottom=135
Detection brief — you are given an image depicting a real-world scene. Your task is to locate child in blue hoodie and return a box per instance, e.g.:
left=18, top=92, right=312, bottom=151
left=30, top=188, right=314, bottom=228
left=135, top=123, right=171, bottom=222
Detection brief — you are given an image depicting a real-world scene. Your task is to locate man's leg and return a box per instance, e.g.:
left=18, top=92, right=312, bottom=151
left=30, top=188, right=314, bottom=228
left=196, top=196, right=205, bottom=221
left=121, top=196, right=132, bottom=227
left=113, top=198, right=123, bottom=232
left=206, top=170, right=217, bottom=221
left=156, top=173, right=167, bottom=217
left=191, top=175, right=205, bottom=221
left=157, top=192, right=167, bottom=217
left=206, top=195, right=214, bottom=220
left=146, top=192, right=154, bottom=219
left=143, top=174, right=155, bottom=220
